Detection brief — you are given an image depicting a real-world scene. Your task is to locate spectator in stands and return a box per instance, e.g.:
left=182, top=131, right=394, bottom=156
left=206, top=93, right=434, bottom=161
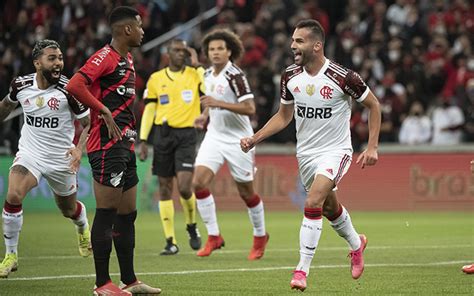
left=431, top=96, right=465, bottom=145
left=399, top=101, right=432, bottom=145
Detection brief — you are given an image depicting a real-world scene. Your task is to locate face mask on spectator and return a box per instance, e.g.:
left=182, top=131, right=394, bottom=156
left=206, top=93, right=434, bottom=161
left=388, top=50, right=400, bottom=62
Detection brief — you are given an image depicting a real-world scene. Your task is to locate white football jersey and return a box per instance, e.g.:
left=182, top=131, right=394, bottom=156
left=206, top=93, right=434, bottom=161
left=204, top=61, right=254, bottom=143
left=281, top=58, right=370, bottom=157
left=7, top=73, right=89, bottom=162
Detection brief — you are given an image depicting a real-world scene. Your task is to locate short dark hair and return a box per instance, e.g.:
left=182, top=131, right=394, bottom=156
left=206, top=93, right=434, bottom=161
left=32, top=39, right=61, bottom=60
left=108, top=6, right=139, bottom=26
left=202, top=29, right=244, bottom=62
left=295, top=19, right=325, bottom=44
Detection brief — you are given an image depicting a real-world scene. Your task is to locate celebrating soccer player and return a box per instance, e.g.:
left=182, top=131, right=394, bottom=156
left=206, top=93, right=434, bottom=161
left=66, top=6, right=161, bottom=295
left=0, top=39, right=92, bottom=278
left=193, top=29, right=269, bottom=260
left=241, top=19, right=382, bottom=291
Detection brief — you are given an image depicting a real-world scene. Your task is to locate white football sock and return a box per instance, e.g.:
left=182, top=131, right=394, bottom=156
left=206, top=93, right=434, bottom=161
left=71, top=201, right=88, bottom=234
left=296, top=217, right=323, bottom=275
left=247, top=201, right=266, bottom=237
left=196, top=194, right=219, bottom=236
left=2, top=208, right=23, bottom=255
left=329, top=206, right=361, bottom=250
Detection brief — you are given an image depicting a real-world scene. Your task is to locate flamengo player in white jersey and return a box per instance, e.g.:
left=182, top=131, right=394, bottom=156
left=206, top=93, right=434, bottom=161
left=241, top=19, right=381, bottom=291
left=192, top=29, right=269, bottom=260
left=0, top=40, right=92, bottom=278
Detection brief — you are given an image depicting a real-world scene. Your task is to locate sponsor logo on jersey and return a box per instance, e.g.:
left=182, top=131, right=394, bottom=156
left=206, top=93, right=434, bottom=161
left=296, top=105, right=332, bottom=119
left=26, top=115, right=59, bottom=128
left=293, top=86, right=301, bottom=93
left=36, top=96, right=44, bottom=107
left=118, top=61, right=126, bottom=67
left=47, top=97, right=60, bottom=110
left=116, top=85, right=135, bottom=96
left=326, top=168, right=333, bottom=175
left=159, top=94, right=169, bottom=105
left=181, top=90, right=193, bottom=103
left=24, top=99, right=31, bottom=106
left=320, top=86, right=333, bottom=100
left=306, top=84, right=315, bottom=96
left=124, top=128, right=137, bottom=142
left=91, top=46, right=111, bottom=66
left=118, top=69, right=126, bottom=76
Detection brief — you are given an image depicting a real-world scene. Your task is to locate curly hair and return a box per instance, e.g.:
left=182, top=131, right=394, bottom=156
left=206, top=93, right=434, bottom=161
left=201, top=29, right=244, bottom=62
left=32, top=39, right=60, bottom=60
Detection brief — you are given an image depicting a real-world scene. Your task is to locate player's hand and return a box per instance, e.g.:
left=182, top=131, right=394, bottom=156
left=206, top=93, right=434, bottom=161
left=470, top=160, right=474, bottom=174
left=66, top=147, right=82, bottom=173
left=240, top=136, right=256, bottom=153
left=194, top=114, right=208, bottom=130
left=139, top=141, right=148, bottom=161
left=187, top=47, right=200, bottom=67
left=356, top=147, right=378, bottom=169
left=99, top=107, right=122, bottom=141
left=200, top=95, right=220, bottom=109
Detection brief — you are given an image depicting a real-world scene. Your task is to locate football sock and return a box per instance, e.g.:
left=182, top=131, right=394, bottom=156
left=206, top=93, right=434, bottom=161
left=113, top=210, right=137, bottom=286
left=2, top=201, right=22, bottom=255
left=245, top=194, right=266, bottom=237
left=296, top=207, right=323, bottom=275
left=327, top=204, right=361, bottom=250
left=180, top=193, right=196, bottom=225
left=70, top=201, right=88, bottom=234
left=159, top=200, right=176, bottom=244
left=91, top=208, right=117, bottom=287
left=195, top=189, right=219, bottom=236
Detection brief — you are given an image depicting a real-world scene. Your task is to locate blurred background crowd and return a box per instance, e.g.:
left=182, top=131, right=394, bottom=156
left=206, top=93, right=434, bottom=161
left=0, top=0, right=473, bottom=154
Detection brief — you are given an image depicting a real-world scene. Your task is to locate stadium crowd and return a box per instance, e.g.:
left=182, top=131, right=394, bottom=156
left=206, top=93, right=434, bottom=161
left=0, top=0, right=473, bottom=153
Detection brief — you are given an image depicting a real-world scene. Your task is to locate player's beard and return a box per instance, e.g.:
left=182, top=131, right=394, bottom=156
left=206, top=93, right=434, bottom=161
left=42, top=68, right=61, bottom=85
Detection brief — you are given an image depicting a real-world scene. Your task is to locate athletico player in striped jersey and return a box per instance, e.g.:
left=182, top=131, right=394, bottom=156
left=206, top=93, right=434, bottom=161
left=241, top=19, right=381, bottom=291
left=66, top=6, right=160, bottom=295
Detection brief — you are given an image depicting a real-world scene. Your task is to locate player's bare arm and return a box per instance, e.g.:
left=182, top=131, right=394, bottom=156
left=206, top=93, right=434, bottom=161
left=200, top=96, right=255, bottom=116
left=0, top=95, right=18, bottom=122
left=67, top=115, right=91, bottom=173
left=241, top=103, right=294, bottom=153
left=356, top=91, right=381, bottom=169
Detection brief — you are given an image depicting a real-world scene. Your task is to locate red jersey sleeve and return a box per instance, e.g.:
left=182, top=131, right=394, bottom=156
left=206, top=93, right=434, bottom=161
left=78, top=46, right=114, bottom=84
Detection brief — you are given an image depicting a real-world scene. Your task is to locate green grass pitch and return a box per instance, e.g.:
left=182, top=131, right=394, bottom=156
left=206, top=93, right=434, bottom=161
left=0, top=211, right=472, bottom=295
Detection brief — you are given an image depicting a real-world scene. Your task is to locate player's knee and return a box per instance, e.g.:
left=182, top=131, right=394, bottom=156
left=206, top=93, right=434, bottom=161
left=60, top=206, right=76, bottom=218
left=192, top=180, right=205, bottom=192
left=178, top=187, right=192, bottom=199
left=159, top=187, right=172, bottom=199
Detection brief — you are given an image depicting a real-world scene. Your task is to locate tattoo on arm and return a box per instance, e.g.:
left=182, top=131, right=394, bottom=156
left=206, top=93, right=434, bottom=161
left=11, top=165, right=30, bottom=175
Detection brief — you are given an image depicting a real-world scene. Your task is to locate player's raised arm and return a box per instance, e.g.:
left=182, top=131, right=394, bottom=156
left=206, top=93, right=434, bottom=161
left=0, top=95, right=18, bottom=122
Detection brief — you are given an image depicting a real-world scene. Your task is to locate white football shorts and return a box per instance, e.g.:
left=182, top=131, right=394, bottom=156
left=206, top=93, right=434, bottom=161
left=195, top=135, right=256, bottom=183
left=298, top=149, right=352, bottom=192
left=11, top=149, right=78, bottom=196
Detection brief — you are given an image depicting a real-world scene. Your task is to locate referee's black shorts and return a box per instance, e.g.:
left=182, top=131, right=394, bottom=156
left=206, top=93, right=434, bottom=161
left=152, top=124, right=197, bottom=177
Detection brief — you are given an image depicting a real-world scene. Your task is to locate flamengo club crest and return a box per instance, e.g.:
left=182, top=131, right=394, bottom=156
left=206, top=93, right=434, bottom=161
left=36, top=96, right=44, bottom=107
left=47, top=97, right=60, bottom=110
left=320, top=85, right=333, bottom=99
left=306, top=84, right=315, bottom=96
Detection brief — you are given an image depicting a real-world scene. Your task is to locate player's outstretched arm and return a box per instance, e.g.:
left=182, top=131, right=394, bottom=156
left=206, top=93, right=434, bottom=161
left=241, top=103, right=294, bottom=153
left=356, top=91, right=381, bottom=169
left=0, top=95, right=18, bottom=122
left=67, top=115, right=91, bottom=173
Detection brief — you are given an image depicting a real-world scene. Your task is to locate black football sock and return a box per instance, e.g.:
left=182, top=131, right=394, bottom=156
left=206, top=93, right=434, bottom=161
left=91, top=208, right=117, bottom=287
left=113, top=210, right=137, bottom=285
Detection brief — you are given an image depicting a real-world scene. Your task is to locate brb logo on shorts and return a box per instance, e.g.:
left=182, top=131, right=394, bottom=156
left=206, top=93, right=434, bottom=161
left=296, top=105, right=332, bottom=119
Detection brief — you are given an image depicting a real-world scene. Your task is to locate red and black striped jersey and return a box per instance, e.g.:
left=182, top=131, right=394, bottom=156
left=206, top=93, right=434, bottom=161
left=78, top=44, right=137, bottom=152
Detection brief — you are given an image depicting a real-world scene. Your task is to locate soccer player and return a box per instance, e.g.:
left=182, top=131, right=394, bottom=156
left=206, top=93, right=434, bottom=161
left=240, top=19, right=381, bottom=291
left=0, top=39, right=92, bottom=278
left=461, top=159, right=474, bottom=274
left=139, top=39, right=204, bottom=255
left=192, top=29, right=269, bottom=260
left=66, top=6, right=160, bottom=295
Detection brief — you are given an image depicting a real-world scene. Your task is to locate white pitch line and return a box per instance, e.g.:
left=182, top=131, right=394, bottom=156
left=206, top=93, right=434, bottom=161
left=5, top=260, right=471, bottom=281
left=17, top=244, right=473, bottom=260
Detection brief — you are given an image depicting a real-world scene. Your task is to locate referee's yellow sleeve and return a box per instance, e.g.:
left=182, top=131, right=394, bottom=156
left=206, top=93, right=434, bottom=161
left=140, top=99, right=156, bottom=142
